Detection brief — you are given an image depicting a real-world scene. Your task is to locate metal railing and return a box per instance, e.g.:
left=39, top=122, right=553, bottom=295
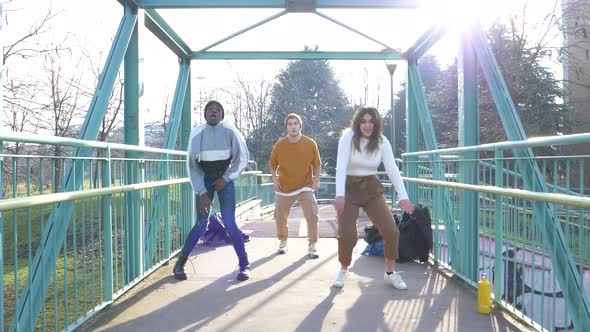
left=2, top=130, right=590, bottom=331
left=402, top=133, right=590, bottom=331
left=0, top=132, right=259, bottom=332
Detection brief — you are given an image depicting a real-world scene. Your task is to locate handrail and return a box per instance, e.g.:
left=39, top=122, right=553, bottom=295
left=0, top=178, right=189, bottom=211
left=404, top=177, right=590, bottom=208
left=403, top=132, right=590, bottom=157
left=0, top=131, right=187, bottom=156
left=0, top=132, right=264, bottom=169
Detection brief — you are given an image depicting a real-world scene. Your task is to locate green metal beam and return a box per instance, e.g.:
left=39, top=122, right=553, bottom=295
left=0, top=4, right=3, bottom=322
left=163, top=61, right=191, bottom=151
left=400, top=177, right=590, bottom=208
left=198, top=10, right=287, bottom=52
left=404, top=132, right=590, bottom=156
left=10, top=8, right=138, bottom=332
left=408, top=62, right=460, bottom=269
left=144, top=9, right=192, bottom=57
left=1, top=173, right=589, bottom=213
left=102, top=147, right=114, bottom=302
left=180, top=70, right=192, bottom=151
left=191, top=51, right=405, bottom=60
left=0, top=131, right=186, bottom=155
left=471, top=22, right=590, bottom=331
left=405, top=23, right=446, bottom=61
left=493, top=148, right=504, bottom=301
left=317, top=0, right=421, bottom=8
left=314, top=11, right=397, bottom=51
left=124, top=5, right=143, bottom=281
left=0, top=140, right=3, bottom=332
left=457, top=28, right=479, bottom=281
left=0, top=4, right=4, bottom=327
left=179, top=70, right=193, bottom=262
left=144, top=60, right=190, bottom=267
left=136, top=0, right=421, bottom=9
left=0, top=178, right=189, bottom=211
left=405, top=60, right=419, bottom=203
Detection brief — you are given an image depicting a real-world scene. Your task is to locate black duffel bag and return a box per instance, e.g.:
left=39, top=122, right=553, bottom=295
left=397, top=204, right=433, bottom=263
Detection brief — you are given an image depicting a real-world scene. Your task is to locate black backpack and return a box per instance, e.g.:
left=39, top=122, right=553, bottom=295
left=363, top=225, right=382, bottom=244
left=397, top=204, right=433, bottom=263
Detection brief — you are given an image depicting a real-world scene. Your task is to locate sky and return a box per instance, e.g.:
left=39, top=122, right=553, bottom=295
left=2, top=0, right=565, bottom=132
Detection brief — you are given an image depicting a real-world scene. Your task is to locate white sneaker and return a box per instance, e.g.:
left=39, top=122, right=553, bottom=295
left=385, top=271, right=408, bottom=290
left=307, top=243, right=319, bottom=259
left=277, top=240, right=288, bottom=254
left=333, top=270, right=348, bottom=288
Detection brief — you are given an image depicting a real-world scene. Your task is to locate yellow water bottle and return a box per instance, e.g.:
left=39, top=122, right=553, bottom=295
left=477, top=272, right=492, bottom=314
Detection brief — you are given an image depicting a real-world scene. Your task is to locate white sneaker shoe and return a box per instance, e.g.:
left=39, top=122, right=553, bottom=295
left=333, top=270, right=348, bottom=288
left=307, top=243, right=319, bottom=259
left=385, top=271, right=408, bottom=290
left=277, top=240, right=288, bottom=254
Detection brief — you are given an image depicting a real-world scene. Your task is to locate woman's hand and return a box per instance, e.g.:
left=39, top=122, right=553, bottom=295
left=334, top=196, right=345, bottom=216
left=399, top=199, right=414, bottom=215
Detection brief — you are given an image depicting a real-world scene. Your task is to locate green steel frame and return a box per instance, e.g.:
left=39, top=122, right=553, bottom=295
left=9, top=5, right=139, bottom=331
left=0, top=4, right=4, bottom=330
left=469, top=22, right=590, bottom=329
left=458, top=26, right=479, bottom=281
left=4, top=0, right=590, bottom=331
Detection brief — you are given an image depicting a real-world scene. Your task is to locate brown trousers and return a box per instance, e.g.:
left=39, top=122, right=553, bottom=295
left=274, top=190, right=319, bottom=244
left=338, top=175, right=399, bottom=266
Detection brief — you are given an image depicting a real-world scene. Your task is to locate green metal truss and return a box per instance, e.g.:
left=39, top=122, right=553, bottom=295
left=0, top=3, right=4, bottom=329
left=9, top=4, right=139, bottom=331
left=134, top=0, right=422, bottom=10
left=457, top=28, right=480, bottom=282
left=9, top=0, right=590, bottom=330
left=407, top=62, right=460, bottom=270
left=470, top=22, right=590, bottom=331
left=144, top=60, right=191, bottom=268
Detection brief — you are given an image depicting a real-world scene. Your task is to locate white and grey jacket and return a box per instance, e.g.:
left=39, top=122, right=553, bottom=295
left=186, top=121, right=249, bottom=194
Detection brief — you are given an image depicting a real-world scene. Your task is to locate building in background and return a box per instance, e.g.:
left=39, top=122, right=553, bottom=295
left=563, top=0, right=590, bottom=190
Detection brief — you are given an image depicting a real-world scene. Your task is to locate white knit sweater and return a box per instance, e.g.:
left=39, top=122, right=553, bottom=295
left=335, top=130, right=408, bottom=200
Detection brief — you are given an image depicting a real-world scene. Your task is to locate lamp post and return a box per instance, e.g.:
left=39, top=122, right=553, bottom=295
left=385, top=63, right=397, bottom=157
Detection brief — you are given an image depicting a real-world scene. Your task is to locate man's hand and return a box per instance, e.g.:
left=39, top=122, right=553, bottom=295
left=199, top=194, right=212, bottom=214
left=312, top=178, right=320, bottom=192
left=399, top=199, right=414, bottom=215
left=273, top=179, right=282, bottom=192
left=334, top=196, right=345, bottom=216
left=213, top=178, right=227, bottom=192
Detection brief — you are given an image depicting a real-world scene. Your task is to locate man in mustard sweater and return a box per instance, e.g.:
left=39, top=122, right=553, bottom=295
left=270, top=113, right=321, bottom=258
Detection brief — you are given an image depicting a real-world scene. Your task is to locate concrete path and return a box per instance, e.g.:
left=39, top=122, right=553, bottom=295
left=81, top=205, right=533, bottom=332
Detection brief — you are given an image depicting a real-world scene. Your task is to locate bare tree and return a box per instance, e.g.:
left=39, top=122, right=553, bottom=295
left=222, top=75, right=272, bottom=138
left=83, top=50, right=124, bottom=143
left=80, top=50, right=124, bottom=187
left=2, top=77, right=41, bottom=151
left=507, top=0, right=590, bottom=88
left=2, top=2, right=65, bottom=195
left=2, top=3, right=64, bottom=136
left=35, top=48, right=85, bottom=188
left=2, top=5, right=63, bottom=63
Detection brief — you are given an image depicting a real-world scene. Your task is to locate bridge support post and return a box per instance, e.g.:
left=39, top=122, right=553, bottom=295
left=458, top=26, right=480, bottom=281
left=124, top=4, right=143, bottom=280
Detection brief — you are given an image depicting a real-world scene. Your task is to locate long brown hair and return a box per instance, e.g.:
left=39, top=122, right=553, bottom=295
left=350, top=106, right=382, bottom=153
